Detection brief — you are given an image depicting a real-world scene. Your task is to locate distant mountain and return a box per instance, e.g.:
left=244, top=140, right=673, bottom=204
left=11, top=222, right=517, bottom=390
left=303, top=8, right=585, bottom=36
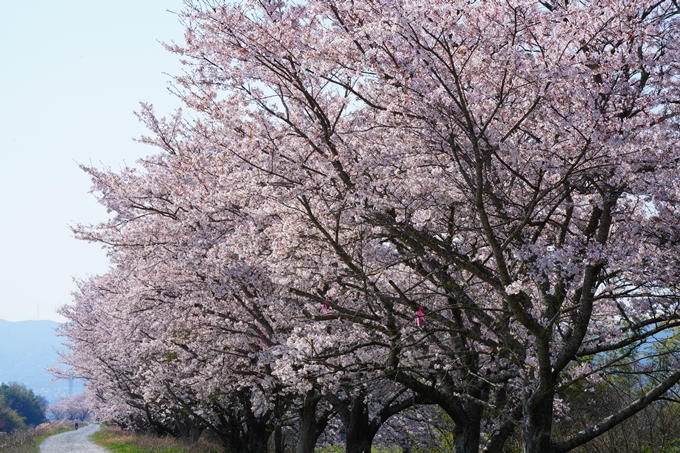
left=0, top=320, right=84, bottom=403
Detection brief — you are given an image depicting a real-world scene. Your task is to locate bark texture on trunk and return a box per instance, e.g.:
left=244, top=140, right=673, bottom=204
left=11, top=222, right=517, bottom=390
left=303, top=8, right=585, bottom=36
left=245, top=416, right=271, bottom=453
left=296, top=391, right=330, bottom=453
left=218, top=414, right=246, bottom=453
left=174, top=413, right=205, bottom=443
left=326, top=392, right=377, bottom=453
left=452, top=401, right=483, bottom=453
left=242, top=394, right=273, bottom=453
left=345, top=395, right=372, bottom=453
left=522, top=395, right=553, bottom=453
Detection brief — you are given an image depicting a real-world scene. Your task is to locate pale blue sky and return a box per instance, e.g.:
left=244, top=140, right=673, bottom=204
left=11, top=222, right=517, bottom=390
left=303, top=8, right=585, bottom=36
left=0, top=1, right=185, bottom=321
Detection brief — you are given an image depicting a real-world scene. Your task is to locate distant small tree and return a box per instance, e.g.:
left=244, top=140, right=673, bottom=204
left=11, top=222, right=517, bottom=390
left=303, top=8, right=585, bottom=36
left=0, top=383, right=47, bottom=427
left=47, top=393, right=91, bottom=421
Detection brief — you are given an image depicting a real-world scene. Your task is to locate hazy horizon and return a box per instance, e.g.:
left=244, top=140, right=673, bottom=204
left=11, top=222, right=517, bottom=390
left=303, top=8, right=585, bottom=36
left=0, top=319, right=84, bottom=403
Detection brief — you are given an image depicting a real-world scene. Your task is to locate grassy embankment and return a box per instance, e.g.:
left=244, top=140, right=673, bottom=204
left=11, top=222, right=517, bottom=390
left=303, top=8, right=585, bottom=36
left=0, top=420, right=75, bottom=453
left=90, top=426, right=406, bottom=453
left=90, top=425, right=222, bottom=453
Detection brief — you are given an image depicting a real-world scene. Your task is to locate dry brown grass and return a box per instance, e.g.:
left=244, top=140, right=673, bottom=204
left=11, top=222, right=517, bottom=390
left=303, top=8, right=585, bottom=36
left=0, top=429, right=36, bottom=453
left=35, top=419, right=78, bottom=435
left=0, top=420, right=76, bottom=453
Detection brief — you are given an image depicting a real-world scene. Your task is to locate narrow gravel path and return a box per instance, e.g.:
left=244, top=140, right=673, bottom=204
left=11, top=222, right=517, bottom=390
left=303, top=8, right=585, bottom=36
left=40, top=424, right=108, bottom=453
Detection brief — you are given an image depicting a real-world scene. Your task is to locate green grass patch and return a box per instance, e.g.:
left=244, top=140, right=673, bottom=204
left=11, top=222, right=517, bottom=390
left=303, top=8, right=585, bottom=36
left=90, top=429, right=138, bottom=453
left=90, top=426, right=221, bottom=453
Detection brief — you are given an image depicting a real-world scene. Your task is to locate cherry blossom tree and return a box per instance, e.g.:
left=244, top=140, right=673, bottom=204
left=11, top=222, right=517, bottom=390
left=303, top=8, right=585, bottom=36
left=60, top=0, right=680, bottom=453
left=48, top=393, right=91, bottom=422
left=146, top=1, right=680, bottom=452
left=69, top=154, right=427, bottom=453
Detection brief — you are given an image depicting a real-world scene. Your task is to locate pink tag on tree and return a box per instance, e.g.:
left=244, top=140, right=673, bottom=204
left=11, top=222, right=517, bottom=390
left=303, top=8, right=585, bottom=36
left=415, top=305, right=425, bottom=327
left=321, top=299, right=329, bottom=313
left=259, top=334, right=265, bottom=350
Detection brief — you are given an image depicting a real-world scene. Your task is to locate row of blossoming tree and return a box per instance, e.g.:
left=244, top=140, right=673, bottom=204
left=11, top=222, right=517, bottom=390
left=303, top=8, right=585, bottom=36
left=57, top=1, right=680, bottom=452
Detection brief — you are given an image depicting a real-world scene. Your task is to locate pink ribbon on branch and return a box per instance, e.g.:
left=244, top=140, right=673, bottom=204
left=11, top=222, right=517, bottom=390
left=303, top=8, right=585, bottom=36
left=415, top=305, right=425, bottom=327
left=321, top=299, right=329, bottom=313
left=259, top=334, right=265, bottom=350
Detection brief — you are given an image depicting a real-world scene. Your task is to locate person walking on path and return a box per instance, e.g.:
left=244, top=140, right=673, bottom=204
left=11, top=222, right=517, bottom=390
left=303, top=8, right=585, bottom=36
left=40, top=423, right=107, bottom=453
left=75, top=418, right=79, bottom=430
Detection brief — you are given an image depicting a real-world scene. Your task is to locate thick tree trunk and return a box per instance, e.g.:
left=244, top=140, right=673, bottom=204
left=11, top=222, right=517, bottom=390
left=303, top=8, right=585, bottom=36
left=246, top=419, right=271, bottom=453
left=522, top=395, right=554, bottom=453
left=390, top=364, right=486, bottom=453
left=219, top=414, right=246, bottom=453
left=325, top=392, right=378, bottom=453
left=345, top=395, right=372, bottom=453
left=297, top=408, right=320, bottom=453
left=274, top=424, right=283, bottom=453
left=452, top=401, right=483, bottom=453
left=220, top=433, right=246, bottom=453
left=138, top=403, right=171, bottom=437
left=453, top=423, right=481, bottom=453
left=174, top=413, right=205, bottom=443
left=297, top=391, right=329, bottom=453
left=235, top=392, right=274, bottom=453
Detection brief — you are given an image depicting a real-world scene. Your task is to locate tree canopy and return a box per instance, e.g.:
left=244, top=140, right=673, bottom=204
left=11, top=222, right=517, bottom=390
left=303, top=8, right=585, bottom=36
left=58, top=1, right=680, bottom=453
left=0, top=383, right=47, bottom=428
left=0, top=400, right=25, bottom=433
